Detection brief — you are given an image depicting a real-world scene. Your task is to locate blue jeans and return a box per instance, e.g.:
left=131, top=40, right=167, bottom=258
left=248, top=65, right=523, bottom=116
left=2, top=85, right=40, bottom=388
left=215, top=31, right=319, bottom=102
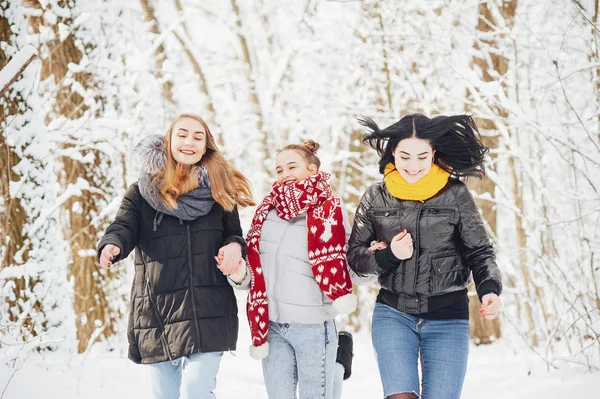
left=146, top=351, right=223, bottom=399
left=262, top=320, right=338, bottom=399
left=332, top=363, right=345, bottom=399
left=372, top=302, right=469, bottom=399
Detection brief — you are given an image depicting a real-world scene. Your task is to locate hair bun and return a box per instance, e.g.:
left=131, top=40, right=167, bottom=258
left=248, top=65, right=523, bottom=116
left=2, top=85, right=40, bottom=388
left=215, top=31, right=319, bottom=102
left=303, top=140, right=321, bottom=154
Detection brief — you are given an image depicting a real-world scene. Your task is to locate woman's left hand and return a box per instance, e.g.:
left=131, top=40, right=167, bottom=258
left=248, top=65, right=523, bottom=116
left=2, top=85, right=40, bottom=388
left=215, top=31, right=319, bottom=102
left=215, top=242, right=242, bottom=275
left=480, top=293, right=501, bottom=320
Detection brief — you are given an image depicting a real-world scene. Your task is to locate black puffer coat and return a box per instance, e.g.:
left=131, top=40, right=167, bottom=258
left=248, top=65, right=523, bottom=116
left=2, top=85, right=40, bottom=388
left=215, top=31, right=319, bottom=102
left=347, top=179, right=502, bottom=314
left=97, top=183, right=245, bottom=364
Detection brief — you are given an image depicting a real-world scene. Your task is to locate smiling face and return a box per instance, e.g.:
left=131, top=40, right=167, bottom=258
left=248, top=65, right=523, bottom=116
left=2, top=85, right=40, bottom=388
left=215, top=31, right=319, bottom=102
left=275, top=149, right=318, bottom=185
left=393, top=137, right=436, bottom=183
left=169, top=117, right=206, bottom=165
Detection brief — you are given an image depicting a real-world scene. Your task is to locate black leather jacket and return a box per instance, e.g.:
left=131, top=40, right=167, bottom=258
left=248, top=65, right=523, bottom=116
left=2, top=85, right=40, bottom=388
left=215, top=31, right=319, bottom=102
left=347, top=179, right=502, bottom=314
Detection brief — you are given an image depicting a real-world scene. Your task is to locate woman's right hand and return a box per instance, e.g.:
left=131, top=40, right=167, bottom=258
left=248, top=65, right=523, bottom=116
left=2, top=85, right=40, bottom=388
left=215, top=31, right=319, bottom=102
left=216, top=255, right=247, bottom=282
left=368, top=241, right=388, bottom=252
left=390, top=229, right=413, bottom=260
left=99, top=244, right=121, bottom=268
left=228, top=259, right=248, bottom=283
left=214, top=242, right=242, bottom=275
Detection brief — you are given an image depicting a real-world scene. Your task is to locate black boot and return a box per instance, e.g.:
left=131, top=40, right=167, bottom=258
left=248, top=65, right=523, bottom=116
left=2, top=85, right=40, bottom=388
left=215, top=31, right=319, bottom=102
left=336, top=331, right=353, bottom=380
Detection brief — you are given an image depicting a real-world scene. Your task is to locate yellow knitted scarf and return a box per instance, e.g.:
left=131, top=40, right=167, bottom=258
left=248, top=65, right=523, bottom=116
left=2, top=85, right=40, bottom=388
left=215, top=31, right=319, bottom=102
left=384, top=163, right=450, bottom=201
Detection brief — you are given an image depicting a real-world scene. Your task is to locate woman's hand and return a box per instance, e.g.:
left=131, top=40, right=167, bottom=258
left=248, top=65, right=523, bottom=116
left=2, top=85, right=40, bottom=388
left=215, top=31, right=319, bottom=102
left=227, top=258, right=248, bottom=283
left=215, top=242, right=242, bottom=275
left=390, top=229, right=413, bottom=260
left=368, top=240, right=388, bottom=252
left=99, top=244, right=121, bottom=268
left=480, top=293, right=501, bottom=319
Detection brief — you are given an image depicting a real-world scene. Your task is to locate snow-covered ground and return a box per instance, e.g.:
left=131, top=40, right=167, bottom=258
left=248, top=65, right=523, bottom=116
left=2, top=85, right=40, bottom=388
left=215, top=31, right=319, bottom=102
left=2, top=328, right=598, bottom=399
left=1, top=293, right=598, bottom=399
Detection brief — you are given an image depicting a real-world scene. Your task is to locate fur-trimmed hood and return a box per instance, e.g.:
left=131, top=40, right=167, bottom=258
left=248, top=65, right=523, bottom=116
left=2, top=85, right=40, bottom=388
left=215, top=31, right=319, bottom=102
left=134, top=134, right=167, bottom=176
left=133, top=133, right=210, bottom=187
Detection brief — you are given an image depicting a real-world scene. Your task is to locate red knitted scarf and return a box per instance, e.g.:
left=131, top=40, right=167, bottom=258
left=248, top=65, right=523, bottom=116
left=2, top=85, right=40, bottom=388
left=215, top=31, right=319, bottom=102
left=245, top=172, right=355, bottom=358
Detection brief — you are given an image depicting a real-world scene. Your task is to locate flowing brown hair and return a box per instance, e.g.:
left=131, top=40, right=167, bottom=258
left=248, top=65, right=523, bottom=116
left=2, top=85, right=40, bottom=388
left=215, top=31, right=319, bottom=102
left=156, top=113, right=255, bottom=211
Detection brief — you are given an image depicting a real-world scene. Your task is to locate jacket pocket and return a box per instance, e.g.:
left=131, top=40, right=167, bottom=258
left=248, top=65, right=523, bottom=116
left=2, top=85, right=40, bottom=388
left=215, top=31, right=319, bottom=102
left=135, top=296, right=156, bottom=329
left=370, top=209, right=402, bottom=218
left=421, top=208, right=455, bottom=234
left=370, top=209, right=403, bottom=241
left=422, top=208, right=454, bottom=216
left=133, top=264, right=144, bottom=297
left=429, top=254, right=467, bottom=294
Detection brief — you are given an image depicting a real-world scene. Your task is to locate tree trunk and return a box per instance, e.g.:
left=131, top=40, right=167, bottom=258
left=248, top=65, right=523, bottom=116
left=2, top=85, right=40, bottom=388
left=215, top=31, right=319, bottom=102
left=466, top=0, right=518, bottom=344
left=0, top=2, right=45, bottom=342
left=23, top=0, right=123, bottom=353
left=139, top=0, right=174, bottom=106
left=590, top=0, right=600, bottom=310
left=341, top=0, right=396, bottom=331
left=229, top=0, right=269, bottom=194
left=171, top=0, right=224, bottom=145
left=591, top=0, right=600, bottom=138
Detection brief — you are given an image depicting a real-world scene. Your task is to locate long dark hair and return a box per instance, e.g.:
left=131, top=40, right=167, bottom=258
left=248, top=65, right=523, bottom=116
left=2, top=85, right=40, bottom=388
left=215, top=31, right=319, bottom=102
left=359, top=113, right=489, bottom=178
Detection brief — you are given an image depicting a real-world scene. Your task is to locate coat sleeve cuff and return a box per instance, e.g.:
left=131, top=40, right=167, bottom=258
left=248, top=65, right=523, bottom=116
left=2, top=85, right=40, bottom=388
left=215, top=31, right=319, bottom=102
left=374, top=246, right=401, bottom=271
left=477, top=280, right=501, bottom=302
left=227, top=266, right=251, bottom=289
left=97, top=237, right=125, bottom=263
left=223, top=235, right=247, bottom=258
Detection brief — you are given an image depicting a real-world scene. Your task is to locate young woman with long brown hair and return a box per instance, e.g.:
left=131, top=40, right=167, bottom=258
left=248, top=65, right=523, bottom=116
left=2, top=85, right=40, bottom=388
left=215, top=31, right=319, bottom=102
left=97, top=113, right=254, bottom=399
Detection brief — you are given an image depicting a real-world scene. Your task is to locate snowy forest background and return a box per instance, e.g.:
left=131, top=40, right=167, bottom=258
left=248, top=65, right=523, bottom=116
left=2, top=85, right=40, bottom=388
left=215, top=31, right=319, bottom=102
left=1, top=0, right=600, bottom=394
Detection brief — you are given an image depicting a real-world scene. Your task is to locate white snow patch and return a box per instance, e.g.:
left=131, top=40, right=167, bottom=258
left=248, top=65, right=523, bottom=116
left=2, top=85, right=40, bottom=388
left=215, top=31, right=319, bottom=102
left=0, top=45, right=37, bottom=90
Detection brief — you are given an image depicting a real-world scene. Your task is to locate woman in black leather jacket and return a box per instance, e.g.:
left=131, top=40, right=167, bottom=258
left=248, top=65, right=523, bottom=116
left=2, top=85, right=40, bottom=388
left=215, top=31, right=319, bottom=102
left=347, top=114, right=502, bottom=399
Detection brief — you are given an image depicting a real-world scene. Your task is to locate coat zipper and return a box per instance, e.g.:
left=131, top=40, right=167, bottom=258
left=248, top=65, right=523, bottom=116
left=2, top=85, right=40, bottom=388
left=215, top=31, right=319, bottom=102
left=413, top=203, right=423, bottom=307
left=225, top=292, right=231, bottom=350
left=141, top=255, right=175, bottom=363
left=187, top=224, right=202, bottom=350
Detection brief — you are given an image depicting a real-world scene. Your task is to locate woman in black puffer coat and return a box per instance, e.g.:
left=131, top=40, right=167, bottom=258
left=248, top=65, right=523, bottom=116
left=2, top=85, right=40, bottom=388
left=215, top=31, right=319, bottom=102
left=97, top=113, right=254, bottom=399
left=347, top=114, right=502, bottom=399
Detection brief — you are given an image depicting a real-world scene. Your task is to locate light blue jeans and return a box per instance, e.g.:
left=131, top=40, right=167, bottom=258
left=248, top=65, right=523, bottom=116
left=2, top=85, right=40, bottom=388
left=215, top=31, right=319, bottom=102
left=372, top=302, right=470, bottom=399
left=333, top=363, right=345, bottom=399
left=146, top=351, right=223, bottom=399
left=262, top=320, right=338, bottom=399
